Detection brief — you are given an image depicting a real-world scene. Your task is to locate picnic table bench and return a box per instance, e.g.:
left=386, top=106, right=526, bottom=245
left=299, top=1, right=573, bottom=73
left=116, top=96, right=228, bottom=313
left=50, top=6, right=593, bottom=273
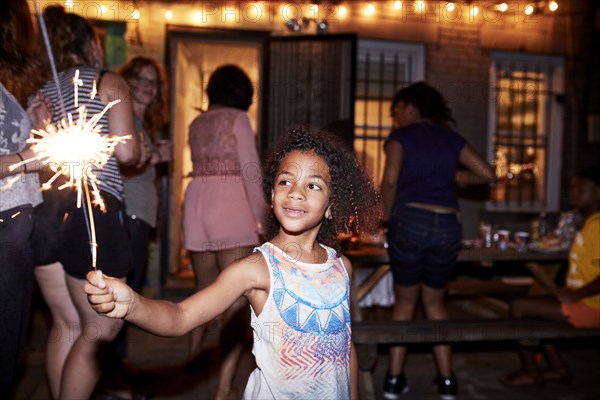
left=352, top=318, right=600, bottom=399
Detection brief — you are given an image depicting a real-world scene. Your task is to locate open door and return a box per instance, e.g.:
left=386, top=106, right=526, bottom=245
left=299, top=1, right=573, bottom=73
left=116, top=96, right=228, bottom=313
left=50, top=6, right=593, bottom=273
left=162, top=30, right=356, bottom=284
left=165, top=26, right=268, bottom=281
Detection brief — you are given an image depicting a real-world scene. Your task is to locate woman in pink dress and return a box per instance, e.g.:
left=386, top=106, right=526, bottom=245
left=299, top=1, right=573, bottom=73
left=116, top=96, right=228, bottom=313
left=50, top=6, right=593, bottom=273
left=183, top=64, right=266, bottom=399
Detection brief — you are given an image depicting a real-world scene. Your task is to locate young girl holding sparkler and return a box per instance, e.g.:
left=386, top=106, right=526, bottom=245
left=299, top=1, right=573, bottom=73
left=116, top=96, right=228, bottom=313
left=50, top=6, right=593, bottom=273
left=86, top=126, right=381, bottom=399
left=31, top=5, right=141, bottom=400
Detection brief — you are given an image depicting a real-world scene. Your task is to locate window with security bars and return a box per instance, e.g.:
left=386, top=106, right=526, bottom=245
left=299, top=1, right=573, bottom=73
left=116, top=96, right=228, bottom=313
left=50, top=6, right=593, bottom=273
left=354, top=40, right=424, bottom=184
left=488, top=52, right=564, bottom=212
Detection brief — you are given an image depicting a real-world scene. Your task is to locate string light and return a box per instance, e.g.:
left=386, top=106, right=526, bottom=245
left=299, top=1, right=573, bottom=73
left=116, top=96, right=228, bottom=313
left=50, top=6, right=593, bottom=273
left=524, top=4, right=534, bottom=15
left=497, top=3, right=508, bottom=12
left=143, top=1, right=564, bottom=24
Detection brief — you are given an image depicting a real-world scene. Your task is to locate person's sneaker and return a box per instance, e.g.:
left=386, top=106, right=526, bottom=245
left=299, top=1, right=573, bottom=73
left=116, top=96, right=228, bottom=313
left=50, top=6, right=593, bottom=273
left=435, top=373, right=458, bottom=400
left=383, top=372, right=409, bottom=399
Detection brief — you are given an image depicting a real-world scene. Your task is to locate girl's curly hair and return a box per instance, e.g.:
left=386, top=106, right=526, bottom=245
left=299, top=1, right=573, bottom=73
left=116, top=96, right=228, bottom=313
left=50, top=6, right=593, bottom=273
left=262, top=125, right=381, bottom=254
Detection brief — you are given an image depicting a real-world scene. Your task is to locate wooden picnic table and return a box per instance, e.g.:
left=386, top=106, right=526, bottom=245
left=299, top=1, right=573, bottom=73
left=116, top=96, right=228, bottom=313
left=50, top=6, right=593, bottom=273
left=345, top=244, right=568, bottom=303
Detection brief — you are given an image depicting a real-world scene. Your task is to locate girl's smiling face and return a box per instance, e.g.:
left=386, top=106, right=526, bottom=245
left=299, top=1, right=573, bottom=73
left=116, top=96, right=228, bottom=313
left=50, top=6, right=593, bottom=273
left=272, top=151, right=332, bottom=235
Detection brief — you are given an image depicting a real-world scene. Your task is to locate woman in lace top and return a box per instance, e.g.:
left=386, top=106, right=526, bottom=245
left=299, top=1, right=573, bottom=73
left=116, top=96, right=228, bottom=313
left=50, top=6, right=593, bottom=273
left=183, top=64, right=267, bottom=399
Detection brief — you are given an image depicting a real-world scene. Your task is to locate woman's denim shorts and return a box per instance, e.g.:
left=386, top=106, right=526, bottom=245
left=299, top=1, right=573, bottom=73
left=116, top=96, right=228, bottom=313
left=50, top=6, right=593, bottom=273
left=386, top=205, right=462, bottom=289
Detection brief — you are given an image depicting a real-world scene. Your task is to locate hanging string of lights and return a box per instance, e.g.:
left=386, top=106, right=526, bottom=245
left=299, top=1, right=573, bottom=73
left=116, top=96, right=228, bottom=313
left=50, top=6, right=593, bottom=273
left=57, top=1, right=561, bottom=31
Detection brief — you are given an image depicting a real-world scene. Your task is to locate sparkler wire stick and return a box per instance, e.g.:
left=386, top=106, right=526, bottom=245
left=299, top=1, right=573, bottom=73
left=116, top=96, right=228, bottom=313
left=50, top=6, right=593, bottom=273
left=34, top=6, right=99, bottom=270
left=83, top=179, right=98, bottom=269
left=35, top=5, right=66, bottom=118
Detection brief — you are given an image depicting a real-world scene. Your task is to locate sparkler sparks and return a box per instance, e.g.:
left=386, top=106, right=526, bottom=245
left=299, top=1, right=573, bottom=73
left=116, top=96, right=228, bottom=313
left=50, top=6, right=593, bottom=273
left=7, top=91, right=131, bottom=268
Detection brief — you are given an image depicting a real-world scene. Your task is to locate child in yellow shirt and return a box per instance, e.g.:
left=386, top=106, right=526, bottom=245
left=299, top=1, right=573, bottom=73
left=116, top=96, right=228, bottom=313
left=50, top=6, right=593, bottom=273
left=501, top=166, right=600, bottom=386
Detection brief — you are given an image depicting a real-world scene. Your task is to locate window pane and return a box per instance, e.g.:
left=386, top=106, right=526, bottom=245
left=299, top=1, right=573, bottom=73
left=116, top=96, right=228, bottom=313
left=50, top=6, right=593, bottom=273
left=491, top=69, right=549, bottom=207
left=354, top=41, right=423, bottom=184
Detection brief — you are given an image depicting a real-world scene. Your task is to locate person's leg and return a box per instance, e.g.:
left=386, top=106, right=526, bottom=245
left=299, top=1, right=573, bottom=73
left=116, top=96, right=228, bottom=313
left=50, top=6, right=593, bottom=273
left=389, top=284, right=420, bottom=376
left=127, top=217, right=151, bottom=293
left=0, top=206, right=34, bottom=397
left=541, top=342, right=572, bottom=382
left=214, top=245, right=255, bottom=400
left=501, top=296, right=567, bottom=386
left=59, top=274, right=124, bottom=400
left=420, top=284, right=452, bottom=377
left=34, top=262, right=80, bottom=399
left=189, top=250, right=220, bottom=356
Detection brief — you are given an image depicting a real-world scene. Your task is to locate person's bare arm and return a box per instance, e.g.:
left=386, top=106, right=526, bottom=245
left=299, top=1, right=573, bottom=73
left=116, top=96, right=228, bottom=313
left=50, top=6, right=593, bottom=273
left=557, top=274, right=600, bottom=303
left=99, top=71, right=140, bottom=166
left=86, top=256, right=265, bottom=336
left=0, top=94, right=53, bottom=178
left=456, top=143, right=495, bottom=185
left=381, top=141, right=403, bottom=222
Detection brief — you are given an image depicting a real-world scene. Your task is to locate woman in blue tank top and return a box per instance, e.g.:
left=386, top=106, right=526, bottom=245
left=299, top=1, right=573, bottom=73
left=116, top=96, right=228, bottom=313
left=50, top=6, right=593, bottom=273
left=381, top=82, right=495, bottom=400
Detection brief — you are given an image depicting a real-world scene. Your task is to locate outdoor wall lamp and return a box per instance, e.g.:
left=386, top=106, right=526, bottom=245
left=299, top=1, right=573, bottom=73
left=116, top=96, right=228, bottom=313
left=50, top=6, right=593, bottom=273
left=285, top=17, right=329, bottom=34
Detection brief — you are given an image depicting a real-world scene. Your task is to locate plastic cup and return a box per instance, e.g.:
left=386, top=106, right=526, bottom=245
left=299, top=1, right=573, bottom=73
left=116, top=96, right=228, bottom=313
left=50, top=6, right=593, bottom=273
left=497, top=230, right=510, bottom=251
left=515, top=232, right=530, bottom=253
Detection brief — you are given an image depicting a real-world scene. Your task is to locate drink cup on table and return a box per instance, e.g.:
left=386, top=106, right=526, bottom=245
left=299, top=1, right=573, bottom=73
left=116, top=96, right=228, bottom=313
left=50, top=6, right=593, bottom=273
left=479, top=222, right=492, bottom=248
left=514, top=231, right=530, bottom=253
left=497, top=230, right=510, bottom=251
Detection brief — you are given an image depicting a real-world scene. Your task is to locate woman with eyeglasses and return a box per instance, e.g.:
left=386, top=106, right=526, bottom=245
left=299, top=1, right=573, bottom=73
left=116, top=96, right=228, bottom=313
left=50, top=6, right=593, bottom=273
left=118, top=56, right=171, bottom=293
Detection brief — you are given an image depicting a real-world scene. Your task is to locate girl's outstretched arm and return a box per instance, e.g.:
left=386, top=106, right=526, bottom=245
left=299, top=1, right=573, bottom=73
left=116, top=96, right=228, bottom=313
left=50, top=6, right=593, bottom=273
left=85, top=255, right=268, bottom=337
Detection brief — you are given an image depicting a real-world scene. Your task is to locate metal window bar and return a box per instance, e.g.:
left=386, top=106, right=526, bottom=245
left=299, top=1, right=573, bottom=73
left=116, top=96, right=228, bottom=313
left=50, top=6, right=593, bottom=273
left=493, top=62, right=552, bottom=209
left=354, top=48, right=413, bottom=182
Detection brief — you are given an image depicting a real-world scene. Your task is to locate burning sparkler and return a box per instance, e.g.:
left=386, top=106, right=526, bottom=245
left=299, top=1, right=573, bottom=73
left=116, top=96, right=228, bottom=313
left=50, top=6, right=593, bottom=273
left=8, top=98, right=131, bottom=268
left=7, top=6, right=135, bottom=270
